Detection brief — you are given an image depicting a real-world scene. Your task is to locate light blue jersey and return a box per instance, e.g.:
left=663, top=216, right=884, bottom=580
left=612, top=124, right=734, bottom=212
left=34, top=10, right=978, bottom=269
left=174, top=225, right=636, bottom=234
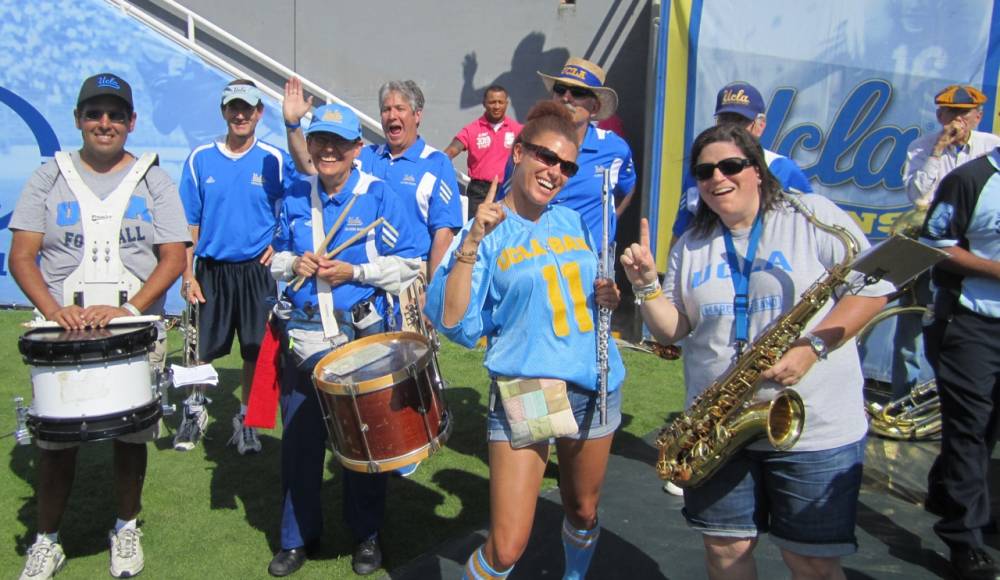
left=180, top=138, right=294, bottom=261
left=275, top=168, right=422, bottom=312
left=357, top=137, right=463, bottom=260
left=426, top=205, right=625, bottom=392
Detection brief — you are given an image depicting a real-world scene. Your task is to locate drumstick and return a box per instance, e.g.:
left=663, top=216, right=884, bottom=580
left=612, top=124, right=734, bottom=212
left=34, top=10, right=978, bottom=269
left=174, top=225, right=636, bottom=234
left=316, top=194, right=360, bottom=260
left=290, top=217, right=386, bottom=291
left=23, top=315, right=162, bottom=329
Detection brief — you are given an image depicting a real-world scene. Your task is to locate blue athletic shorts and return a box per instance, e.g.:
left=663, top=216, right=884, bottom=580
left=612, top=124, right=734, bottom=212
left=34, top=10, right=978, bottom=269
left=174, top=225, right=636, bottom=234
left=487, top=382, right=621, bottom=442
left=681, top=438, right=865, bottom=558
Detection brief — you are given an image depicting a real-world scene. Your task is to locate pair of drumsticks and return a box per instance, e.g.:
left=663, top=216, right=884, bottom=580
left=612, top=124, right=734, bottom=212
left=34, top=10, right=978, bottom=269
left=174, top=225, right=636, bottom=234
left=289, top=194, right=384, bottom=291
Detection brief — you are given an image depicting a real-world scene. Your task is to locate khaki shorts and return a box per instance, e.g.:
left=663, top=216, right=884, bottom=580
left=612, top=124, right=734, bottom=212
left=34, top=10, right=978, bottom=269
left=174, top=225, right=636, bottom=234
left=36, top=334, right=165, bottom=451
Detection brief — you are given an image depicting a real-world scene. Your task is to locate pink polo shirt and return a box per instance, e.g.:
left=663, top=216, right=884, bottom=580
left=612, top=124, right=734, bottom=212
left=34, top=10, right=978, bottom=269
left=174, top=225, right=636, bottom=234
left=454, top=115, right=523, bottom=181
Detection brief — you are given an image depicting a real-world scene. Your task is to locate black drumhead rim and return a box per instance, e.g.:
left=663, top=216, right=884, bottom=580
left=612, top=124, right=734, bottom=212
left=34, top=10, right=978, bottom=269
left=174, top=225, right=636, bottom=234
left=19, top=323, right=157, bottom=365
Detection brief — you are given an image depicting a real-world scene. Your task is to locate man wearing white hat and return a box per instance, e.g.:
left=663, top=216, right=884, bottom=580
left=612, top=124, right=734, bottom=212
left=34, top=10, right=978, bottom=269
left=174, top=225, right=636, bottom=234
left=177, top=79, right=294, bottom=454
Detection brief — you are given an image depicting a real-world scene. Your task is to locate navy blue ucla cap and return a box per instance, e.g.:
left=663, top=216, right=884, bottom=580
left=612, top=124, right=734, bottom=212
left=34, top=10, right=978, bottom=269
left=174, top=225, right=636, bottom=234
left=715, top=82, right=765, bottom=120
left=77, top=73, right=133, bottom=110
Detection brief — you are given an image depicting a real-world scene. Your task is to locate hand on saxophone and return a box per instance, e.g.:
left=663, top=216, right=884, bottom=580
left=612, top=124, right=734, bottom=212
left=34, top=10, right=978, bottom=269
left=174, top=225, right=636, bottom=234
left=760, top=340, right=820, bottom=386
left=620, top=218, right=659, bottom=287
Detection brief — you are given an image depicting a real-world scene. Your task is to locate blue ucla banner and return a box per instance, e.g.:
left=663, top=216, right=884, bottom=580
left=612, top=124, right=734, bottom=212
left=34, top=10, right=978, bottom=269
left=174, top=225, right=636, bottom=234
left=0, top=0, right=287, bottom=312
left=650, top=0, right=1000, bottom=262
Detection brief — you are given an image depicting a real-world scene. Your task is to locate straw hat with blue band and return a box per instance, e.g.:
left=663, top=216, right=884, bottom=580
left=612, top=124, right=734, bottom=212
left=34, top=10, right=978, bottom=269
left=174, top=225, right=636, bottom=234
left=537, top=57, right=619, bottom=121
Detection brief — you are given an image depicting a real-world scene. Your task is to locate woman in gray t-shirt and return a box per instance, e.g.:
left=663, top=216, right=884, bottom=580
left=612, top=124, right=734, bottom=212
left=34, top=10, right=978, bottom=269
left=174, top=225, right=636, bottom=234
left=621, top=124, right=893, bottom=580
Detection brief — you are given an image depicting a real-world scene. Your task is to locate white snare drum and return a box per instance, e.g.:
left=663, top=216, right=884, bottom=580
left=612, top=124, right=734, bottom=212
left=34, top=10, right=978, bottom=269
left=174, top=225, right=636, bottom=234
left=19, top=323, right=161, bottom=442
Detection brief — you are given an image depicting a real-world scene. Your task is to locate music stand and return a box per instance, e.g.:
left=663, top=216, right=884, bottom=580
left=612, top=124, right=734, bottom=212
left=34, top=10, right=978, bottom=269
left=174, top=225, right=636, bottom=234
left=850, top=235, right=949, bottom=287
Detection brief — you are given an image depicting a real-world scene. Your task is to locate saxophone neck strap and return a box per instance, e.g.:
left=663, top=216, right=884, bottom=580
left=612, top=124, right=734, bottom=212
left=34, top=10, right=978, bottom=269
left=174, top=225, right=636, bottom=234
left=723, top=212, right=764, bottom=353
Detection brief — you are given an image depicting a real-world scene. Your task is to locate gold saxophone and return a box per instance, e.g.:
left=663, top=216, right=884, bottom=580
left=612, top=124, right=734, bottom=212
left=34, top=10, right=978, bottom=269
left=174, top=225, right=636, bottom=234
left=656, top=194, right=860, bottom=488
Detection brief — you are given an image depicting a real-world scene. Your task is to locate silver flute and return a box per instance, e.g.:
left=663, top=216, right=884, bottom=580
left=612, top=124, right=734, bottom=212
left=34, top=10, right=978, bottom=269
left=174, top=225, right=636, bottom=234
left=597, top=169, right=613, bottom=425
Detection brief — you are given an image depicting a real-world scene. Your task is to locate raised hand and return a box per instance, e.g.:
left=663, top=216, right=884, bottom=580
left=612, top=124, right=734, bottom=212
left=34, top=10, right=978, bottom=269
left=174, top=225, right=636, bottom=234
left=462, top=52, right=478, bottom=82
left=468, top=177, right=505, bottom=244
left=283, top=76, right=313, bottom=125
left=620, top=218, right=659, bottom=287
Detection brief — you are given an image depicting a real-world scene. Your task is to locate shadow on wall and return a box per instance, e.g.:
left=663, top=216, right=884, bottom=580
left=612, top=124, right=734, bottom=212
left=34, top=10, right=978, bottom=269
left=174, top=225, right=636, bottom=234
left=459, top=32, right=569, bottom=123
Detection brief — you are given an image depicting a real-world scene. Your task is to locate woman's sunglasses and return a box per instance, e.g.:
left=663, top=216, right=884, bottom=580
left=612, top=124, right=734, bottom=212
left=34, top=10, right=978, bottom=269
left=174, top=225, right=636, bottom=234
left=520, top=142, right=579, bottom=178
left=552, top=84, right=596, bottom=100
left=692, top=157, right=753, bottom=181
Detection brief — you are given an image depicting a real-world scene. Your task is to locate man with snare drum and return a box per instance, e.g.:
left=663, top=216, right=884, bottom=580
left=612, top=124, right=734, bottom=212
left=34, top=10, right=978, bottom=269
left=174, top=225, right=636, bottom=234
left=9, top=73, right=188, bottom=579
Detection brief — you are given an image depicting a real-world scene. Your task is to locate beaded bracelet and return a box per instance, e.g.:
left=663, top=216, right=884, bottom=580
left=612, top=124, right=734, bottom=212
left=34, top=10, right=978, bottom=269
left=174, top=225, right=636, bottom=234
left=453, top=246, right=478, bottom=264
left=633, top=281, right=662, bottom=305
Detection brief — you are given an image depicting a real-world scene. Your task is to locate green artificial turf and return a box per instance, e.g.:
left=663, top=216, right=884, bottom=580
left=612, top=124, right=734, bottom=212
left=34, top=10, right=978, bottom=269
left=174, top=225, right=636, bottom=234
left=0, top=310, right=684, bottom=578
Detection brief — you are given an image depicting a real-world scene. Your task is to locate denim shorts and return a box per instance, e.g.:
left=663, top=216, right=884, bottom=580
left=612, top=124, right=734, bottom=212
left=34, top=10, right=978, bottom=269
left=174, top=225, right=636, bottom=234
left=681, top=438, right=865, bottom=558
left=487, top=382, right=621, bottom=442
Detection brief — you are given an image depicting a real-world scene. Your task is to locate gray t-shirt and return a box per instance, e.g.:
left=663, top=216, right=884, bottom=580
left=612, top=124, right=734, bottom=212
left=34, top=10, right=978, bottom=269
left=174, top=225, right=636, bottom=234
left=10, top=150, right=191, bottom=314
left=665, top=194, right=895, bottom=451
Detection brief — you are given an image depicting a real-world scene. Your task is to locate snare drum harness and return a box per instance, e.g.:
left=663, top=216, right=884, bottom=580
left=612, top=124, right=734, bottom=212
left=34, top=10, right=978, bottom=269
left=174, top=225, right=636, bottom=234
left=54, top=151, right=158, bottom=307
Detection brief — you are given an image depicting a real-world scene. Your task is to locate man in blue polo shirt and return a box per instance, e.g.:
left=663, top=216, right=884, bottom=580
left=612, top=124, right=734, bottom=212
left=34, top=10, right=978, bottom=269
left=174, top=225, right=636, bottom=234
left=282, top=77, right=462, bottom=279
left=178, top=80, right=293, bottom=454
left=670, top=81, right=813, bottom=242
left=266, top=103, right=422, bottom=577
left=498, top=57, right=636, bottom=247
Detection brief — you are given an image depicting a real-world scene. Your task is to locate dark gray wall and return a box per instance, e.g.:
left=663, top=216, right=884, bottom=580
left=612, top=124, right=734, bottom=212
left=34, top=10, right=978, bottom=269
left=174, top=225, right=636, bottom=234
left=156, top=0, right=652, bottom=165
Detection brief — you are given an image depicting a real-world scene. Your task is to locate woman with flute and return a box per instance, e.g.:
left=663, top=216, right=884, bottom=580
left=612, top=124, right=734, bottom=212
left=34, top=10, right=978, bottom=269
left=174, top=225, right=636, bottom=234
left=426, top=101, right=625, bottom=580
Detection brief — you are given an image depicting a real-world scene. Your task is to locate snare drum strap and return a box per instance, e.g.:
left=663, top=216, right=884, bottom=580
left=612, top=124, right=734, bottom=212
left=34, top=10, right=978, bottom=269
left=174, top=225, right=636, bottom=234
left=56, top=151, right=157, bottom=307
left=309, top=176, right=343, bottom=339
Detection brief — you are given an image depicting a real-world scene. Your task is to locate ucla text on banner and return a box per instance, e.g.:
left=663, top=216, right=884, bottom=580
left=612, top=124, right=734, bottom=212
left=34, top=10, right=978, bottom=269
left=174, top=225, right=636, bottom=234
left=652, top=0, right=997, bottom=269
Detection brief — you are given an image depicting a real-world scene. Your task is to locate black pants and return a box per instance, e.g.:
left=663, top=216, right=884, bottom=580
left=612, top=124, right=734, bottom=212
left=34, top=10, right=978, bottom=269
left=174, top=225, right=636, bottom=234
left=464, top=179, right=494, bottom=220
left=196, top=257, right=276, bottom=361
left=923, top=295, right=1000, bottom=550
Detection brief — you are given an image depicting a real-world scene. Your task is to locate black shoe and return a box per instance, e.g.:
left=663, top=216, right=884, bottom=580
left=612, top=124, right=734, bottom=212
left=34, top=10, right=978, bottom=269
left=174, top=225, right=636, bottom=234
left=268, top=547, right=308, bottom=577
left=352, top=536, right=382, bottom=576
left=951, top=547, right=1000, bottom=580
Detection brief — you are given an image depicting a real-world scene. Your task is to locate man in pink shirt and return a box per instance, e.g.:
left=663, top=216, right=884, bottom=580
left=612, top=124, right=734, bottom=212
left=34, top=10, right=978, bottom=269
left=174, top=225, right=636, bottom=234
left=445, top=84, right=522, bottom=218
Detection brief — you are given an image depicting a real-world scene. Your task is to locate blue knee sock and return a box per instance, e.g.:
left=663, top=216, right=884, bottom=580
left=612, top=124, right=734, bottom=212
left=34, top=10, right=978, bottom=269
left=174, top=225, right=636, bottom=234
left=462, top=544, right=513, bottom=580
left=562, top=517, right=600, bottom=580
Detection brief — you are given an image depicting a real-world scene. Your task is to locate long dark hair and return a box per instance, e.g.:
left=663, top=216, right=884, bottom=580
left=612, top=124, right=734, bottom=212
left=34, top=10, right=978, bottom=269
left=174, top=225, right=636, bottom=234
left=688, top=124, right=783, bottom=237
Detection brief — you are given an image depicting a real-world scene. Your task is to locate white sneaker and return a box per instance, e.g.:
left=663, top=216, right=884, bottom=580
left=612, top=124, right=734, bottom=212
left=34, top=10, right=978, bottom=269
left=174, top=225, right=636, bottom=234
left=228, top=414, right=261, bottom=455
left=108, top=527, right=144, bottom=578
left=173, top=403, right=208, bottom=451
left=20, top=538, right=66, bottom=579
left=663, top=481, right=685, bottom=497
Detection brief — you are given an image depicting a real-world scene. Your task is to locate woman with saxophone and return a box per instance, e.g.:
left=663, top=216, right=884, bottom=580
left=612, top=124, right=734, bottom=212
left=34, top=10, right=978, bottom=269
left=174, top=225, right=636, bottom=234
left=622, top=124, right=893, bottom=580
left=426, top=101, right=625, bottom=580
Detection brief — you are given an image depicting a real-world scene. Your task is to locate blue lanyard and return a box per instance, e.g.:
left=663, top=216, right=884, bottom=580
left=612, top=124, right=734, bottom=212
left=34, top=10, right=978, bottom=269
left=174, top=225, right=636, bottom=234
left=722, top=213, right=764, bottom=355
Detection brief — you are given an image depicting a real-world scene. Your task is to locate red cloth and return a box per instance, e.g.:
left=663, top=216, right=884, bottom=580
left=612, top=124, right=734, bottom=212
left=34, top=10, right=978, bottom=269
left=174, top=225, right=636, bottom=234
left=245, top=319, right=282, bottom=429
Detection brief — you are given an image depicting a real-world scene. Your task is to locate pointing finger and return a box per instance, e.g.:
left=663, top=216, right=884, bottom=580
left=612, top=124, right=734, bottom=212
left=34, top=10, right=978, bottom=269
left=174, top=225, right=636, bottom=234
left=483, top=177, right=498, bottom=205
left=639, top=218, right=650, bottom=250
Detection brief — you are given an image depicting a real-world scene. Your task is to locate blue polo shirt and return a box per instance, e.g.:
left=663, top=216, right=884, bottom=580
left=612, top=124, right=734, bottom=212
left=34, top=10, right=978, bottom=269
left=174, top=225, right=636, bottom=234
left=500, top=125, right=635, bottom=244
left=275, top=168, right=421, bottom=312
left=180, top=138, right=295, bottom=261
left=357, top=137, right=463, bottom=259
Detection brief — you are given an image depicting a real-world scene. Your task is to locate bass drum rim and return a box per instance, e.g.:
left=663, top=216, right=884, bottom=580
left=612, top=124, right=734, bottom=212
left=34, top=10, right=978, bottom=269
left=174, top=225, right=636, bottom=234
left=857, top=304, right=940, bottom=441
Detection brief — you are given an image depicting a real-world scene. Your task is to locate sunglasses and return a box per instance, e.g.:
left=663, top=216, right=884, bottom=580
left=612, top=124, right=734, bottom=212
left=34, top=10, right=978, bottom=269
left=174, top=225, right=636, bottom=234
left=520, top=142, right=579, bottom=178
left=81, top=108, right=129, bottom=124
left=692, top=157, right=753, bottom=181
left=552, top=84, right=596, bottom=100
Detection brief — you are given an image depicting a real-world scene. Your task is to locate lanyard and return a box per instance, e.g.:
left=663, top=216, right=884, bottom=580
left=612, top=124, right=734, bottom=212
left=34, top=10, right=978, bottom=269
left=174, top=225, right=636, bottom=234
left=722, top=213, right=764, bottom=355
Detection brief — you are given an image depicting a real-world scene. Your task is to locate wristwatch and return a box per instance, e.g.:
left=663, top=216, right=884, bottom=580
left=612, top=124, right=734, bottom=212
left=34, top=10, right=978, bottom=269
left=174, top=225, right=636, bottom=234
left=803, top=332, right=829, bottom=360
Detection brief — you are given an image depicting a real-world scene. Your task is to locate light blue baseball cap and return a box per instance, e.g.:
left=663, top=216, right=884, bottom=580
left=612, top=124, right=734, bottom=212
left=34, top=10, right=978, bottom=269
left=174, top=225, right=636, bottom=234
left=306, top=104, right=362, bottom=141
left=221, top=83, right=263, bottom=106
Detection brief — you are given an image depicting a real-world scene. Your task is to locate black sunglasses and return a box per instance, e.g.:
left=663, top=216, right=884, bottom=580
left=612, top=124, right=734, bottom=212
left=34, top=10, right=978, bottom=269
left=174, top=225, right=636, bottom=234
left=521, top=142, right=579, bottom=178
left=553, top=84, right=596, bottom=100
left=692, top=157, right=753, bottom=181
left=81, top=108, right=129, bottom=124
